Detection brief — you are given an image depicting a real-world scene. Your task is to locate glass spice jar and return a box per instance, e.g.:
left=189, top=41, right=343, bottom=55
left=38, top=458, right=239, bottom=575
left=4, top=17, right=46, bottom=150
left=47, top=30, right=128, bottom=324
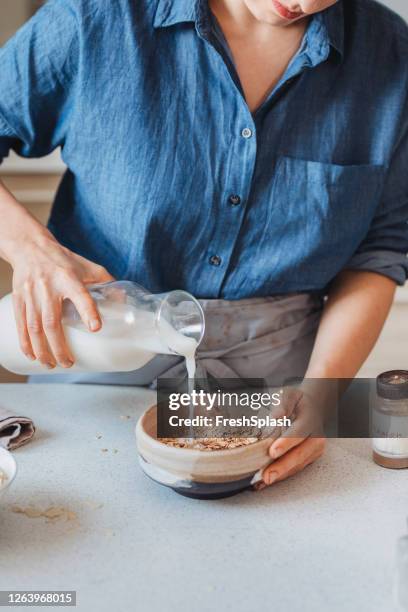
left=372, top=370, right=408, bottom=469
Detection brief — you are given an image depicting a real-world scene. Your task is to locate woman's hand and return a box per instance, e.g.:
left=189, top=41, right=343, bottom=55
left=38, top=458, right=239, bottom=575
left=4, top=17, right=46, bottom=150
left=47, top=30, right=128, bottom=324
left=11, top=235, right=114, bottom=369
left=254, top=385, right=327, bottom=490
left=256, top=437, right=326, bottom=490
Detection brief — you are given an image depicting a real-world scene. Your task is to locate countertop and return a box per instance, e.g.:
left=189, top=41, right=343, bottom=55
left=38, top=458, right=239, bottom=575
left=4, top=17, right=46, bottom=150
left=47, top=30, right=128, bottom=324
left=0, top=383, right=407, bottom=612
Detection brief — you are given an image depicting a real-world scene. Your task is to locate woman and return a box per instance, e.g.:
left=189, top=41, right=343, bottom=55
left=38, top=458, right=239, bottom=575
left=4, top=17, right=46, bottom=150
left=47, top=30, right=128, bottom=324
left=0, top=0, right=407, bottom=488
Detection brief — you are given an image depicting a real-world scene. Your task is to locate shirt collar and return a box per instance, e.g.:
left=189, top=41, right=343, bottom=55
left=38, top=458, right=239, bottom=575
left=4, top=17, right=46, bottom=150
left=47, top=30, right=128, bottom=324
left=153, top=0, right=201, bottom=29
left=321, top=0, right=345, bottom=59
left=153, top=0, right=344, bottom=59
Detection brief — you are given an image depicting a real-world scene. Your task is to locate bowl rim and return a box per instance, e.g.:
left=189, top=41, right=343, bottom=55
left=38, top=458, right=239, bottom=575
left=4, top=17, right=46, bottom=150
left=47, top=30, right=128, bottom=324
left=0, top=446, right=17, bottom=493
left=136, top=404, right=274, bottom=458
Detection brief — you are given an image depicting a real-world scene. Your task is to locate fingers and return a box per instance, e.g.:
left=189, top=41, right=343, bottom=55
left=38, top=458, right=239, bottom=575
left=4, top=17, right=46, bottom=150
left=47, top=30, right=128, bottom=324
left=269, top=414, right=321, bottom=460
left=10, top=242, right=111, bottom=370
left=66, top=282, right=102, bottom=332
left=12, top=294, right=34, bottom=361
left=13, top=277, right=102, bottom=369
left=260, top=438, right=326, bottom=489
left=269, top=436, right=305, bottom=459
left=269, top=386, right=301, bottom=420
left=253, top=482, right=267, bottom=492
left=270, top=389, right=325, bottom=459
left=25, top=292, right=56, bottom=369
left=14, top=281, right=75, bottom=369
left=40, top=291, right=74, bottom=368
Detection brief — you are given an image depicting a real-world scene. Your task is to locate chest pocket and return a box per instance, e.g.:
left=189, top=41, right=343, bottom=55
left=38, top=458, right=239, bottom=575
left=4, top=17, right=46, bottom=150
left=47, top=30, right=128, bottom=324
left=265, top=156, right=386, bottom=287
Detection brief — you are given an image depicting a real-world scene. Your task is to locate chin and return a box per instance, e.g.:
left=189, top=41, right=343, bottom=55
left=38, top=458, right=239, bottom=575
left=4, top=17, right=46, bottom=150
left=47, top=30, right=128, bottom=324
left=265, top=11, right=304, bottom=25
left=268, top=0, right=306, bottom=23
left=244, top=0, right=306, bottom=25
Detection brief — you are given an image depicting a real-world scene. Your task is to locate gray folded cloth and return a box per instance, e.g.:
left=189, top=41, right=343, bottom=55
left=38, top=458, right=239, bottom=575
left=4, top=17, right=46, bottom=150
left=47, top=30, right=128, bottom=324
left=0, top=407, right=35, bottom=450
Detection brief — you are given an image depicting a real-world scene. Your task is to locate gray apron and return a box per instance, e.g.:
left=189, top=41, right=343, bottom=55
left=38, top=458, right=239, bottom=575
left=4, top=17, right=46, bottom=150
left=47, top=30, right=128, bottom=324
left=29, top=293, right=323, bottom=386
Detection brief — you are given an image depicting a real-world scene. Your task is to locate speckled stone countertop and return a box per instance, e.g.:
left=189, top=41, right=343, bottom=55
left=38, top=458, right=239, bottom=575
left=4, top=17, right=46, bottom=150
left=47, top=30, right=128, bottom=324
left=0, top=384, right=407, bottom=612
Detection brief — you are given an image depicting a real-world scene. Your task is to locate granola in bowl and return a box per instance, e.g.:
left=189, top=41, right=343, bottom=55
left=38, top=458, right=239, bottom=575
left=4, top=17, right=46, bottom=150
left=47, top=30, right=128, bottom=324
left=159, top=437, right=258, bottom=451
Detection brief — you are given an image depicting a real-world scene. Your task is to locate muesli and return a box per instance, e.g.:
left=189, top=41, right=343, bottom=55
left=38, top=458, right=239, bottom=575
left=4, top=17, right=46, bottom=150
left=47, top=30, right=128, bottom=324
left=160, top=437, right=258, bottom=451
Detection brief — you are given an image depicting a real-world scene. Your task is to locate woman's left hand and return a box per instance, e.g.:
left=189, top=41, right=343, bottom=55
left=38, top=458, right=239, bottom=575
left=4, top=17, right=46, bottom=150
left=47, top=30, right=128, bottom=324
left=255, top=437, right=326, bottom=490
left=254, top=385, right=327, bottom=490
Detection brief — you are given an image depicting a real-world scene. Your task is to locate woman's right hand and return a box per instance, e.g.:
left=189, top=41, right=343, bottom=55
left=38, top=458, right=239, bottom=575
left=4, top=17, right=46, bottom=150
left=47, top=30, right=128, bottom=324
left=11, top=235, right=114, bottom=369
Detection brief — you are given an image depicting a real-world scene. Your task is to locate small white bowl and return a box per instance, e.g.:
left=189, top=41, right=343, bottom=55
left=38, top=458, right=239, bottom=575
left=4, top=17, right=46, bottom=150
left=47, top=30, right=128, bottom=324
left=0, top=447, right=17, bottom=500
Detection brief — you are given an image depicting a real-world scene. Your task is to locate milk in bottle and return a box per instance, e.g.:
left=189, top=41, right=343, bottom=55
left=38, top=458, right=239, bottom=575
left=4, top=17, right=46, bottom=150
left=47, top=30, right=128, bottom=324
left=0, top=282, right=204, bottom=376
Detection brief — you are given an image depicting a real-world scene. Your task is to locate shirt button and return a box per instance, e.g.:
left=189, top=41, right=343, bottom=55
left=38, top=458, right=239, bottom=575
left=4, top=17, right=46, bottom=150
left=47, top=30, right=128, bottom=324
left=229, top=194, right=241, bottom=206
left=241, top=127, right=253, bottom=139
left=209, top=255, right=222, bottom=267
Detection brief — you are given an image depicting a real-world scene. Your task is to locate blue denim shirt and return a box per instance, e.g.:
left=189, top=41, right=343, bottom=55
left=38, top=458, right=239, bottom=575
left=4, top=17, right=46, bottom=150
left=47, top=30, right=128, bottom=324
left=0, top=0, right=408, bottom=299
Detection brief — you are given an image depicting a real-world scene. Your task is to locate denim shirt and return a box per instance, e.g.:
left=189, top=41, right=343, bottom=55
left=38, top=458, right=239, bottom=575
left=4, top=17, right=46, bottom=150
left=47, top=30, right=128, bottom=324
left=0, top=0, right=408, bottom=299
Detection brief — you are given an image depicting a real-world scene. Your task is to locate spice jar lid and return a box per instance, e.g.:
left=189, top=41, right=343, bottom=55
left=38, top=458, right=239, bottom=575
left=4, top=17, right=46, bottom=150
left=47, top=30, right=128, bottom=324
left=377, top=370, right=408, bottom=400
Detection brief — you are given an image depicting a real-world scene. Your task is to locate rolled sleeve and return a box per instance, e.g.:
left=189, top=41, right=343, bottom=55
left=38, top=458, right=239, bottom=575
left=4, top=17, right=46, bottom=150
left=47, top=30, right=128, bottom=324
left=345, top=109, right=408, bottom=286
left=345, top=250, right=408, bottom=285
left=0, top=0, right=79, bottom=163
left=0, top=113, right=14, bottom=164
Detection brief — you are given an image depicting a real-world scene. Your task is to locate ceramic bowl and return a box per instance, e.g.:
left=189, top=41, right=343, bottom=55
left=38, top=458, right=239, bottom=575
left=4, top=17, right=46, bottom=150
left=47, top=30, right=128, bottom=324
left=136, top=405, right=278, bottom=499
left=0, top=447, right=17, bottom=501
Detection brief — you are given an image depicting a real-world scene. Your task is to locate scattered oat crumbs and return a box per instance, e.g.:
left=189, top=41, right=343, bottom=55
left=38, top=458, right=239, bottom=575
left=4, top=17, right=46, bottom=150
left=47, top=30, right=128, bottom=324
left=96, top=434, right=103, bottom=440
left=13, top=506, right=42, bottom=519
left=11, top=505, right=77, bottom=522
left=43, top=507, right=66, bottom=520
left=120, top=415, right=131, bottom=420
left=104, top=528, right=115, bottom=537
left=113, top=449, right=119, bottom=454
left=101, top=448, right=109, bottom=453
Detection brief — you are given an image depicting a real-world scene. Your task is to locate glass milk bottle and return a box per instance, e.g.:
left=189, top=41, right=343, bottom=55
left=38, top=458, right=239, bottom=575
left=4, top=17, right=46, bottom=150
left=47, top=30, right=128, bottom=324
left=0, top=281, right=205, bottom=376
left=372, top=370, right=408, bottom=469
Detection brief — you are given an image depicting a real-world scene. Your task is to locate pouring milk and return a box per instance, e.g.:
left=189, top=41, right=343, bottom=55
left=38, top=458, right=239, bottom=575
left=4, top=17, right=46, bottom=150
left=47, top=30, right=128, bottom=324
left=0, top=289, right=202, bottom=377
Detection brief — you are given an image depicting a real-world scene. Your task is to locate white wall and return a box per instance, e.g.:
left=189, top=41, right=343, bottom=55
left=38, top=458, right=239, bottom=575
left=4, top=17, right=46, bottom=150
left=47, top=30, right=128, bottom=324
left=0, top=0, right=62, bottom=172
left=382, top=0, right=408, bottom=20
left=0, top=0, right=32, bottom=46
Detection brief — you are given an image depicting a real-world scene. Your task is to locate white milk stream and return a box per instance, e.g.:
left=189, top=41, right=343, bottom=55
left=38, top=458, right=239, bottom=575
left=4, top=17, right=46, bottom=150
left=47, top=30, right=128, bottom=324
left=0, top=294, right=197, bottom=377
